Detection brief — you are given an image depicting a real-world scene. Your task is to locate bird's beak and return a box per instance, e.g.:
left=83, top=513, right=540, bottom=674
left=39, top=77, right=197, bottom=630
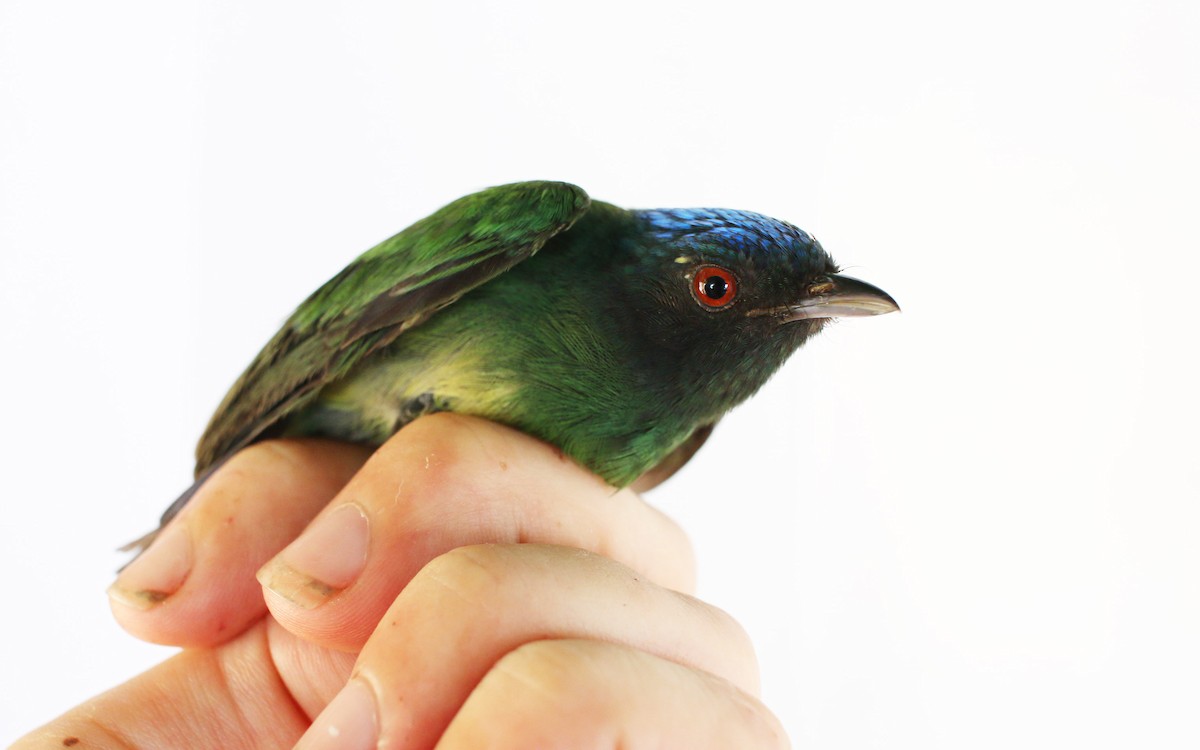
left=780, top=274, right=900, bottom=322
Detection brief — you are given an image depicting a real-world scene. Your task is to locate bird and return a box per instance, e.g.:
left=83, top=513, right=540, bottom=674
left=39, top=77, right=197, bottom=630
left=126, top=180, right=898, bottom=552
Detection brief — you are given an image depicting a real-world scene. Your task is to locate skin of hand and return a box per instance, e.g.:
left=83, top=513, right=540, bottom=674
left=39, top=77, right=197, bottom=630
left=14, top=415, right=788, bottom=749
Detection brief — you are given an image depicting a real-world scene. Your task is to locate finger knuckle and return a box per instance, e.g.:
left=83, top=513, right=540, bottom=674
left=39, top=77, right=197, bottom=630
left=721, top=689, right=792, bottom=749
left=374, top=414, right=490, bottom=500
left=414, top=543, right=507, bottom=600
left=493, top=639, right=583, bottom=694
left=231, top=439, right=311, bottom=479
left=443, top=641, right=602, bottom=745
left=675, top=593, right=761, bottom=689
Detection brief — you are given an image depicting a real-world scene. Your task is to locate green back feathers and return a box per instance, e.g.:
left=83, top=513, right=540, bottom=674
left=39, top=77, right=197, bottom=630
left=194, top=181, right=590, bottom=474
left=292, top=181, right=589, bottom=330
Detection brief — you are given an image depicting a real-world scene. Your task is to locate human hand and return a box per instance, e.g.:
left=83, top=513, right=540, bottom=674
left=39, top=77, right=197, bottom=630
left=15, top=415, right=787, bottom=748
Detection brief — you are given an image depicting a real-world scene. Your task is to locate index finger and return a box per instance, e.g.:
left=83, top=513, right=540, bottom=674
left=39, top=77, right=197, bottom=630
left=258, top=414, right=696, bottom=651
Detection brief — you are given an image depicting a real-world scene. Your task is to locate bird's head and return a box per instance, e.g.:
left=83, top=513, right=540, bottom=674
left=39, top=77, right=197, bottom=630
left=617, top=207, right=899, bottom=412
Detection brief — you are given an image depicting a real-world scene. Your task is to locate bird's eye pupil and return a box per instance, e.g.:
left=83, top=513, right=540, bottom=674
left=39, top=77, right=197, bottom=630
left=703, top=275, right=728, bottom=300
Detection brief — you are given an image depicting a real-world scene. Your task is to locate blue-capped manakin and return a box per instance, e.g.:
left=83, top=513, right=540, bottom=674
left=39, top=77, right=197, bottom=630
left=128, top=181, right=898, bottom=552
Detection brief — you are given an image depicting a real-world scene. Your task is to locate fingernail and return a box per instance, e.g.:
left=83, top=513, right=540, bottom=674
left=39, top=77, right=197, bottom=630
left=108, top=521, right=193, bottom=610
left=257, top=503, right=369, bottom=609
left=294, top=679, right=378, bottom=750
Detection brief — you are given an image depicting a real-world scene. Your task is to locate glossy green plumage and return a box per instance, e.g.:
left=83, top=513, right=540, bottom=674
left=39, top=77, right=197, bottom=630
left=282, top=201, right=703, bottom=486
left=197, top=181, right=589, bottom=473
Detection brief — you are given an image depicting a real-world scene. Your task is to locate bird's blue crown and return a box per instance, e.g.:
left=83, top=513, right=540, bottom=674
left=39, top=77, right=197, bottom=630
left=635, top=208, right=826, bottom=271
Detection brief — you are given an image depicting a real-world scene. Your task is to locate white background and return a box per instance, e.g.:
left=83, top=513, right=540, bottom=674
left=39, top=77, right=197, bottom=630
left=2, top=0, right=1197, bottom=746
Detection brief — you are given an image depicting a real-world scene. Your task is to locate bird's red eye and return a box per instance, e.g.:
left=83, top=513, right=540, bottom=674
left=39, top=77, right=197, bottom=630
left=693, top=265, right=737, bottom=309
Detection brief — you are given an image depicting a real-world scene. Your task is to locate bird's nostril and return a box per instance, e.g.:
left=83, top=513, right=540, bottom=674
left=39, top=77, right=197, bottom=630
left=808, top=278, right=835, bottom=295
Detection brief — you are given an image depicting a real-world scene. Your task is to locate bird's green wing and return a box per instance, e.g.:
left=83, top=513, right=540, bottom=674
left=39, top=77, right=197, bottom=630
left=194, top=180, right=590, bottom=474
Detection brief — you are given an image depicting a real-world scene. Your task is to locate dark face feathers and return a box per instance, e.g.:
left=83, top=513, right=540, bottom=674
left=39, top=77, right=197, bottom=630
left=599, top=207, right=896, bottom=411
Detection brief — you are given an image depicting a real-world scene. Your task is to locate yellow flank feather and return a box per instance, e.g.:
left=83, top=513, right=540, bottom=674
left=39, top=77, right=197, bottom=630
left=309, top=337, right=523, bottom=442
